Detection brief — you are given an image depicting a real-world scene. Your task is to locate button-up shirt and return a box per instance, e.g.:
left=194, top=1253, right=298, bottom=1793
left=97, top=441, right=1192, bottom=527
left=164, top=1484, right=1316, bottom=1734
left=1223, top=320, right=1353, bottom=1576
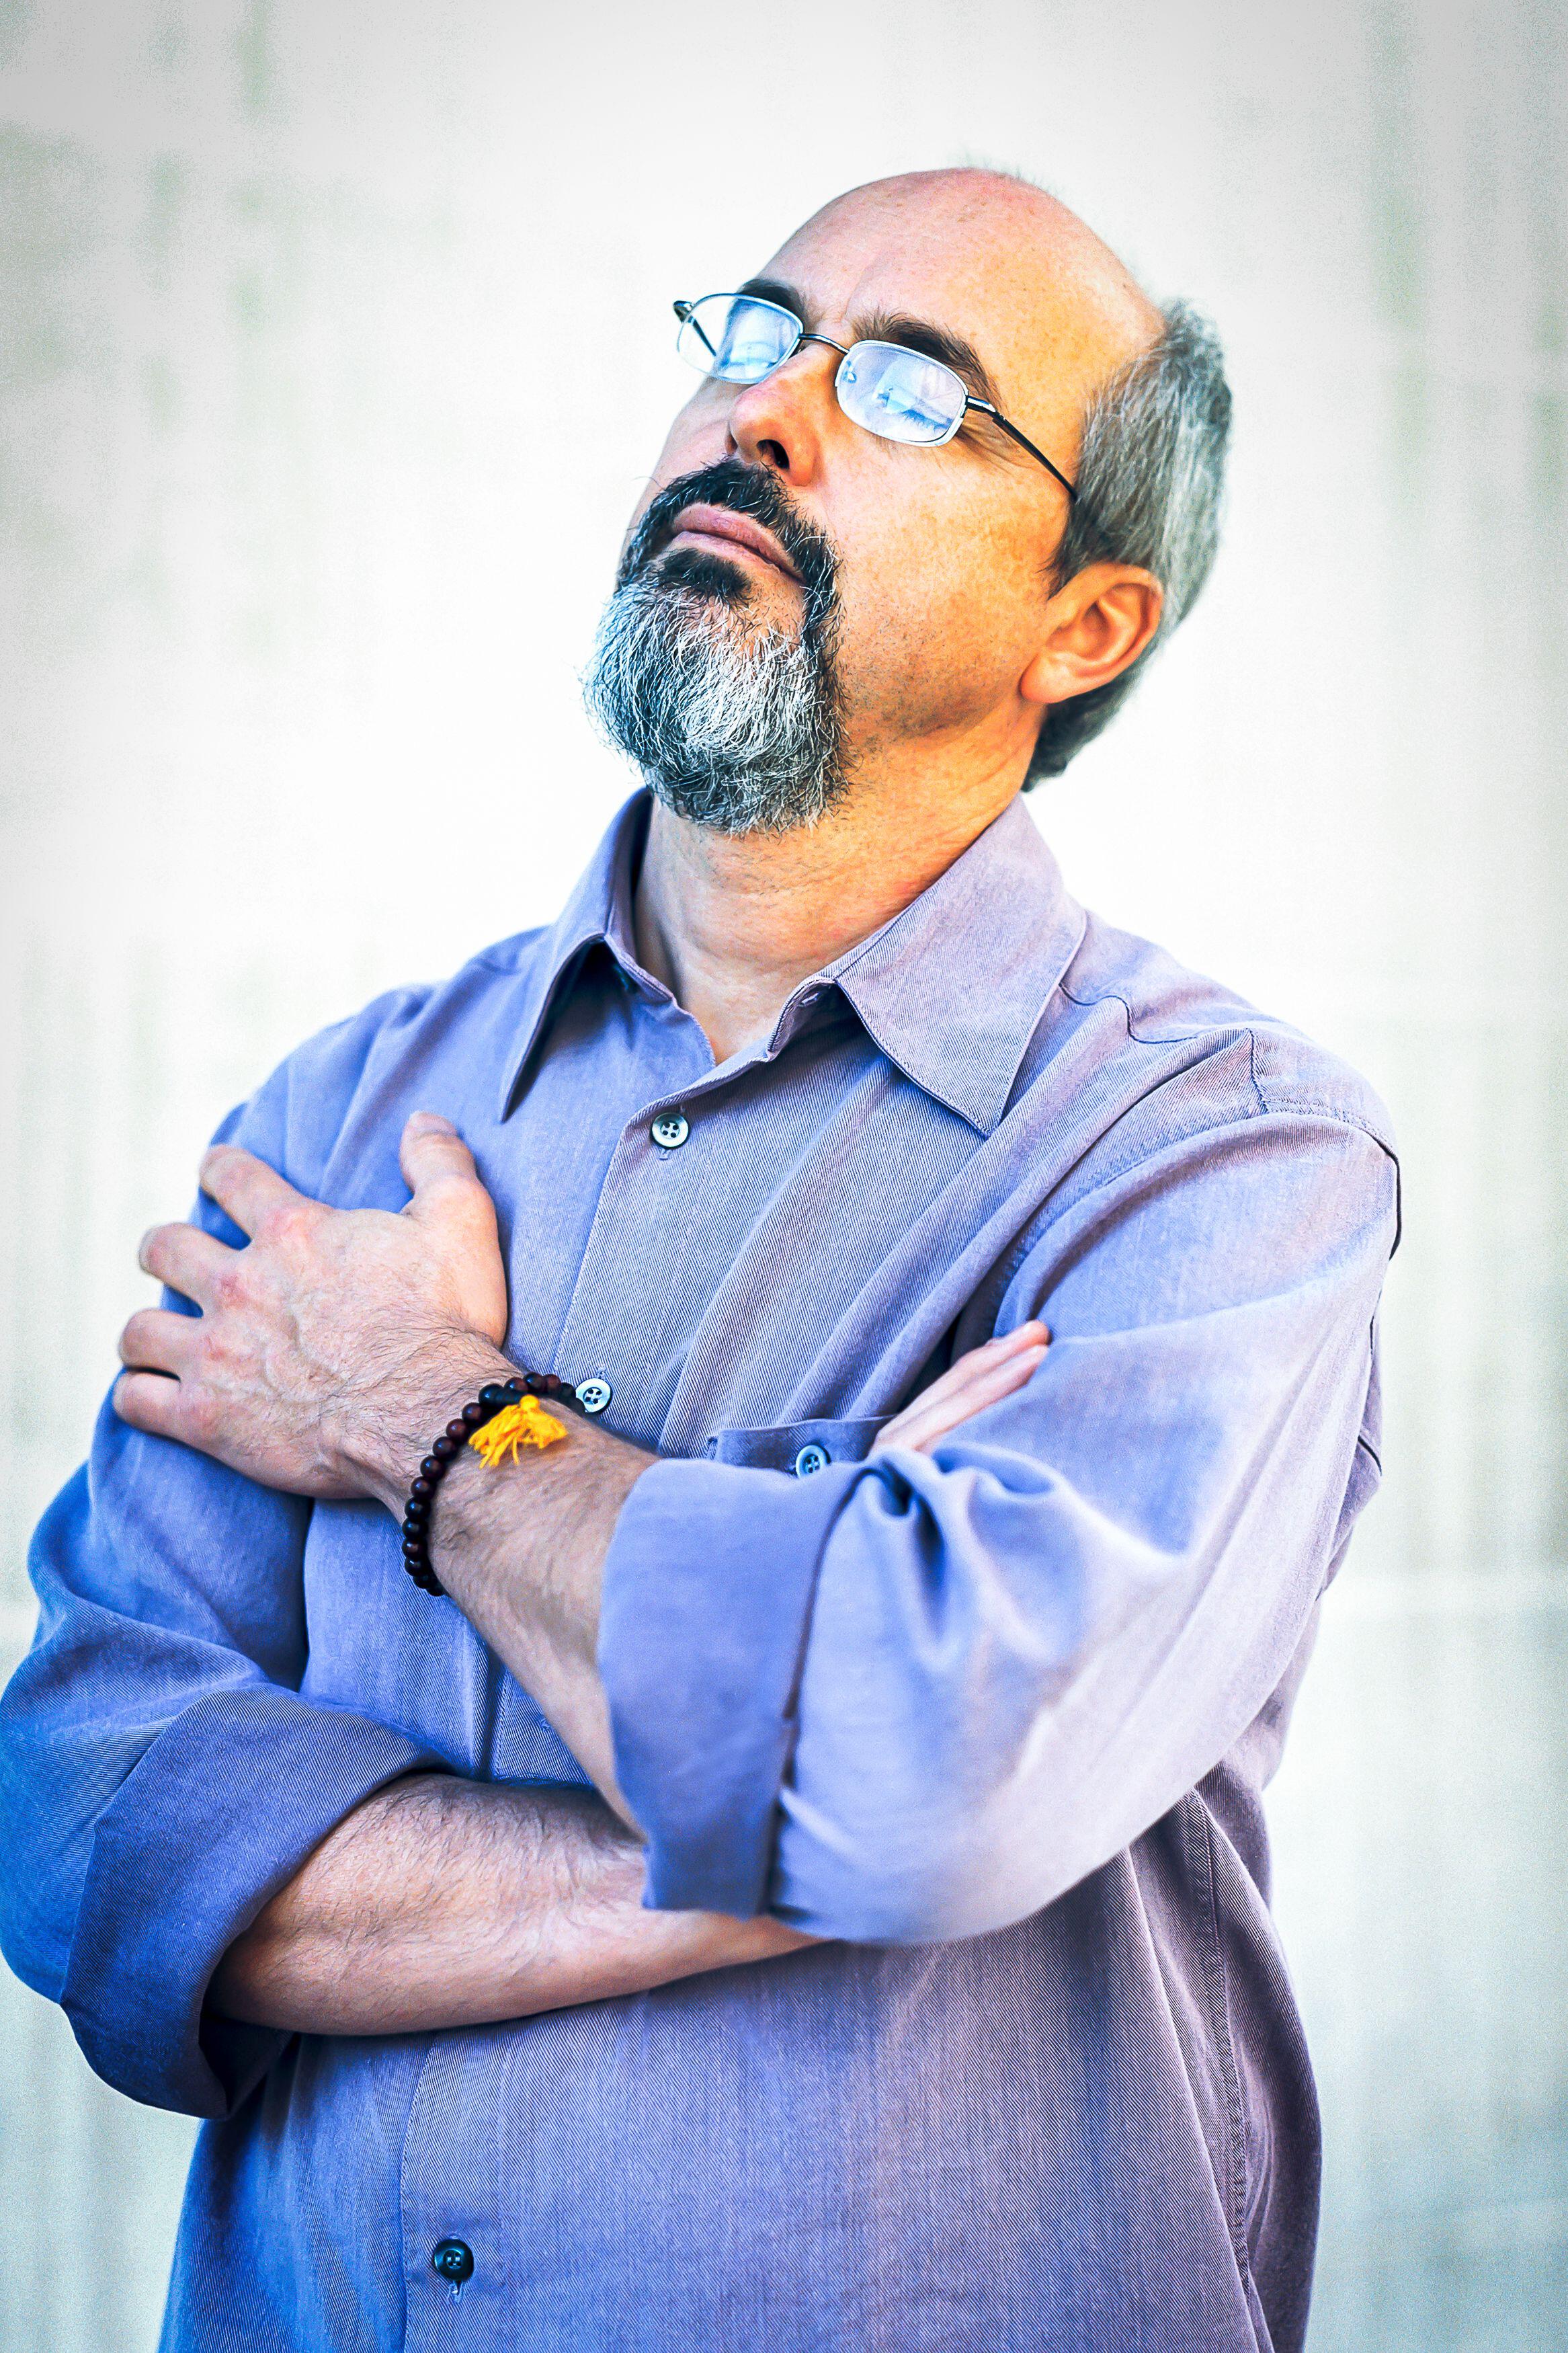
left=0, top=790, right=1398, bottom=2352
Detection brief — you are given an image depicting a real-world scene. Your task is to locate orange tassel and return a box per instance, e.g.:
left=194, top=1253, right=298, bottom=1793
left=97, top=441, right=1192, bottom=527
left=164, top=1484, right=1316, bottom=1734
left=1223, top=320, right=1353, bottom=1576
left=468, top=1397, right=567, bottom=1467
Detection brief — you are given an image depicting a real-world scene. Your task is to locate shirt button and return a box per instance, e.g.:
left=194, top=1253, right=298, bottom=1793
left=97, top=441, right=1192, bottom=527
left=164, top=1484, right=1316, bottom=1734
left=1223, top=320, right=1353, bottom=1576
left=575, top=1377, right=613, bottom=1416
left=431, top=2239, right=474, bottom=2284
left=650, top=1110, right=690, bottom=1150
left=794, top=1443, right=831, bottom=1478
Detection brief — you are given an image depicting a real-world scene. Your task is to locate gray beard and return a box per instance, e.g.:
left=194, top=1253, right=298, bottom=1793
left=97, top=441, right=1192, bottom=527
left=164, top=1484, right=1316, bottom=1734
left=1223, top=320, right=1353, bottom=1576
left=582, top=567, right=845, bottom=836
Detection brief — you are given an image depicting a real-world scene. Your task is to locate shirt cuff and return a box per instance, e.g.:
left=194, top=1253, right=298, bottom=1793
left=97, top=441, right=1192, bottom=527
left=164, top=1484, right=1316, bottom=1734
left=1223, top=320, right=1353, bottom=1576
left=597, top=1453, right=862, bottom=1917
left=61, top=1686, right=446, bottom=2116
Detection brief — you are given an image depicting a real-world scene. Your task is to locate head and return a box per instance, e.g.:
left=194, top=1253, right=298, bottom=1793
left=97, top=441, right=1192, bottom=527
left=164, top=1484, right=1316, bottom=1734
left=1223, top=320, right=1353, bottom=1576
left=585, top=169, right=1231, bottom=838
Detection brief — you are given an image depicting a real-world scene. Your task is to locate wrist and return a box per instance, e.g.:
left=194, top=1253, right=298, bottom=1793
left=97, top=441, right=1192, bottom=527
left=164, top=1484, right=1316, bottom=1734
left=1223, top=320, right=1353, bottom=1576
left=349, top=1332, right=516, bottom=1516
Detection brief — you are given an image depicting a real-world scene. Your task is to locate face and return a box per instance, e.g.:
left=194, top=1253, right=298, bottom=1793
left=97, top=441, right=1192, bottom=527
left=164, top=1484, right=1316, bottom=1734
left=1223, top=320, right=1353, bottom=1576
left=585, top=171, right=1160, bottom=834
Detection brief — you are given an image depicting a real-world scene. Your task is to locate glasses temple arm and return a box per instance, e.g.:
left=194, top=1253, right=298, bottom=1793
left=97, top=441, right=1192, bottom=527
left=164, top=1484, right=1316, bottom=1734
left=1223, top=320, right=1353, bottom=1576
left=968, top=400, right=1077, bottom=502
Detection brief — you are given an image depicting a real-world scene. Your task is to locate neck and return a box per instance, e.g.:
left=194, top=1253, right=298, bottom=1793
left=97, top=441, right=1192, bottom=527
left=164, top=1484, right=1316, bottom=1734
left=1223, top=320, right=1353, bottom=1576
left=632, top=766, right=1019, bottom=1065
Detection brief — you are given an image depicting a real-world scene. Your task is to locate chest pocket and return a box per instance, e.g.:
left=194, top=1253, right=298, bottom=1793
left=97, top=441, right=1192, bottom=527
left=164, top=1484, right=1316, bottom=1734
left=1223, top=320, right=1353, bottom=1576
left=704, top=1415, right=890, bottom=1480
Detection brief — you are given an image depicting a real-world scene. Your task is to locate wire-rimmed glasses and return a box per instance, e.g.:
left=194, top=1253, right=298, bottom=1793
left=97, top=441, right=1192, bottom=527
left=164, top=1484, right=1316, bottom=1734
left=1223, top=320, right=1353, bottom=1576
left=673, top=291, right=1076, bottom=502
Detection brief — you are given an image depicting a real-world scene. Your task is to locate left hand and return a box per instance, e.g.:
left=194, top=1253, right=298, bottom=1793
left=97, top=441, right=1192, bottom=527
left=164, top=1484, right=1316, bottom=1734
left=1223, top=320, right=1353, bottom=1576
left=114, top=1113, right=510, bottom=1504
left=869, top=1320, right=1050, bottom=1454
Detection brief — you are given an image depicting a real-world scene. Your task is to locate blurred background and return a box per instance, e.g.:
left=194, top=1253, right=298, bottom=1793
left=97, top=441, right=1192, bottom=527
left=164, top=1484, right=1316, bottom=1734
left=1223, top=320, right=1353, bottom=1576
left=1, top=0, right=1565, bottom=2345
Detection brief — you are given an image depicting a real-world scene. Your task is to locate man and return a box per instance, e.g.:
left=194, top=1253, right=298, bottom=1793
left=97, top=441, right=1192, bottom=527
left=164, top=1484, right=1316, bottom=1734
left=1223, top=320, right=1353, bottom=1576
left=1, top=169, right=1395, bottom=2351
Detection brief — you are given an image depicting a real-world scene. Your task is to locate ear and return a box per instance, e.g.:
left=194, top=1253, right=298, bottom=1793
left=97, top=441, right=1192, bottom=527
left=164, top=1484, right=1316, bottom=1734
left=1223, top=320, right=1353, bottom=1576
left=1018, top=563, right=1164, bottom=713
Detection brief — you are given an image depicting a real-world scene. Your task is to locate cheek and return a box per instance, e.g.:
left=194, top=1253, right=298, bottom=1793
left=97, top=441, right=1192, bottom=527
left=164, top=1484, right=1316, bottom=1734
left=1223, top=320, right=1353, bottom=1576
left=833, top=484, right=1045, bottom=689
left=644, top=386, right=733, bottom=501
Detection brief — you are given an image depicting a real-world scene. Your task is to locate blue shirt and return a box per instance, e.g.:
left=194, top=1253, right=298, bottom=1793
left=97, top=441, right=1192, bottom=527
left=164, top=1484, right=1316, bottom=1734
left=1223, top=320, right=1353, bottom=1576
left=1, top=791, right=1397, bottom=2352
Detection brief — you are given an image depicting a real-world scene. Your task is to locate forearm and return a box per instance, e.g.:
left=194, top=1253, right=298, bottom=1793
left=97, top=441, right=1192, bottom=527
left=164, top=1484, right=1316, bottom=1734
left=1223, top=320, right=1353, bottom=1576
left=354, top=1333, right=651, bottom=1818
left=208, top=1769, right=810, bottom=2036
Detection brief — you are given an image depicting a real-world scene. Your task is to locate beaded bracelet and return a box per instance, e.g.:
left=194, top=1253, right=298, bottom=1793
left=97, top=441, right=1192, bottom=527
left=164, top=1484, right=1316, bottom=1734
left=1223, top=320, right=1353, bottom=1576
left=401, top=1371, right=581, bottom=1596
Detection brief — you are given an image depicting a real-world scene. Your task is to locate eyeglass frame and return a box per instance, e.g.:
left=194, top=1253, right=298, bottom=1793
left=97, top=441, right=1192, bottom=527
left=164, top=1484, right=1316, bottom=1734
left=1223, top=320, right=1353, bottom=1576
left=673, top=294, right=1077, bottom=504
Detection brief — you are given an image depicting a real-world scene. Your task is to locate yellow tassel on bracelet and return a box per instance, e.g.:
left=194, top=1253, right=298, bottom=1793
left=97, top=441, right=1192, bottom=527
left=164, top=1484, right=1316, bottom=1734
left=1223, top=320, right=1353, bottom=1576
left=468, top=1397, right=567, bottom=1468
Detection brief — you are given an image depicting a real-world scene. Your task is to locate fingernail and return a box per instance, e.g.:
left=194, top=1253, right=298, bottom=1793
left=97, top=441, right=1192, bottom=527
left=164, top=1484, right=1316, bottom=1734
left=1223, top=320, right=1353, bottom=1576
left=405, top=1111, right=457, bottom=1137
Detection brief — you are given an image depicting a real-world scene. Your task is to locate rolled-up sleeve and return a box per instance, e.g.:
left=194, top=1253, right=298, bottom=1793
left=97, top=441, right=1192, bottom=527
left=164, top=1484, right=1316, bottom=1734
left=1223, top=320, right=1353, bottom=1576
left=0, top=1004, right=446, bottom=2118
left=598, top=1110, right=1397, bottom=1942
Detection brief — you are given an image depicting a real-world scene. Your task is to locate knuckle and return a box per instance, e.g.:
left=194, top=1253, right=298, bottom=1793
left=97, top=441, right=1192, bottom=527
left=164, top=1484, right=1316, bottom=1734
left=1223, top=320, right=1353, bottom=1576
left=184, top=1390, right=220, bottom=1444
left=264, top=1200, right=311, bottom=1248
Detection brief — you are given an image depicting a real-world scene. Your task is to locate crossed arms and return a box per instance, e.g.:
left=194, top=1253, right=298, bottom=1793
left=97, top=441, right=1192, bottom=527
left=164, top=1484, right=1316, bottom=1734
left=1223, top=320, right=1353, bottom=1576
left=112, top=1116, right=1048, bottom=2037
left=1, top=1043, right=1395, bottom=2115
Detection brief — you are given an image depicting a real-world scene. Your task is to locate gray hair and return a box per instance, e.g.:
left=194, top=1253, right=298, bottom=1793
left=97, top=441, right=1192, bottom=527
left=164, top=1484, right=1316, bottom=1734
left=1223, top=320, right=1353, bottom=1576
left=1029, top=299, right=1231, bottom=783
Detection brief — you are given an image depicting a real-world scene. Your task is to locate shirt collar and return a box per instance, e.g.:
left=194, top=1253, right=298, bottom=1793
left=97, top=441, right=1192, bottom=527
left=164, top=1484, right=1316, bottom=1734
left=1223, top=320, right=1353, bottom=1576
left=496, top=792, right=649, bottom=1119
left=818, top=793, right=1085, bottom=1133
left=499, top=788, right=1085, bottom=1135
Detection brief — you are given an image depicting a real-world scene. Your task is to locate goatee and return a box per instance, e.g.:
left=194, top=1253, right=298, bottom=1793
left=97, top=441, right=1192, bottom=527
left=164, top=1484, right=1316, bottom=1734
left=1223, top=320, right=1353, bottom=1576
left=583, top=459, right=845, bottom=836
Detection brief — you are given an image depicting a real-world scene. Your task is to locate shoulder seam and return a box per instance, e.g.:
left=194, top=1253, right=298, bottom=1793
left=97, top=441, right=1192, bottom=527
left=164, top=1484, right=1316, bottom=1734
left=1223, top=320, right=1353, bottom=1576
left=1059, top=975, right=1269, bottom=1117
left=1059, top=978, right=1394, bottom=1151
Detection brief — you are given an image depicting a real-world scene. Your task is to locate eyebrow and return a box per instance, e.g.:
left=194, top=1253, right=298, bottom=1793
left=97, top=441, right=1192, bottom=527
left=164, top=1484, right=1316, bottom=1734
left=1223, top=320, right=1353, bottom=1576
left=737, top=276, right=1005, bottom=412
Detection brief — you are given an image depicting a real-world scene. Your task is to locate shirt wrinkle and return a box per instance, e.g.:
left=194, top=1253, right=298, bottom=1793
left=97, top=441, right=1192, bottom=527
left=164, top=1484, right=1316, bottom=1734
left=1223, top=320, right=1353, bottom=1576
left=1, top=787, right=1398, bottom=2353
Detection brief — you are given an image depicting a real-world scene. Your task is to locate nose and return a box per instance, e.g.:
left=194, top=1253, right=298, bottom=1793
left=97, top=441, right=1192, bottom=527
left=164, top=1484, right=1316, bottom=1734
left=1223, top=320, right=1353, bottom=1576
left=725, top=339, right=843, bottom=485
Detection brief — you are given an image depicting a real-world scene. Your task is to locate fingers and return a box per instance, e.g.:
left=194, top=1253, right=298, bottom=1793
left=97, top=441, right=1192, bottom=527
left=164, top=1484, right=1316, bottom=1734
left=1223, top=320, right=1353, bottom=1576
left=870, top=1322, right=1050, bottom=1458
left=200, top=1144, right=308, bottom=1240
left=112, top=1367, right=191, bottom=1441
left=874, top=1344, right=1048, bottom=1455
left=118, top=1305, right=202, bottom=1375
left=399, top=1114, right=499, bottom=1253
left=398, top=1114, right=509, bottom=1345
left=138, top=1219, right=236, bottom=1306
left=399, top=1112, right=484, bottom=1205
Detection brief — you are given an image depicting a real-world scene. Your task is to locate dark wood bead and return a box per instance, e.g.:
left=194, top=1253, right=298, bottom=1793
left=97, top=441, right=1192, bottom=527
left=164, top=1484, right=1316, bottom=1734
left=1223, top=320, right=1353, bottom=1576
left=404, top=1498, right=429, bottom=1523
left=410, top=1478, right=434, bottom=1501
left=504, top=1378, right=525, bottom=1396
left=461, top=1401, right=486, bottom=1428
left=479, top=1384, right=510, bottom=1410
left=420, top=1454, right=441, bottom=1479
left=444, top=1419, right=468, bottom=1443
left=432, top=1435, right=457, bottom=1461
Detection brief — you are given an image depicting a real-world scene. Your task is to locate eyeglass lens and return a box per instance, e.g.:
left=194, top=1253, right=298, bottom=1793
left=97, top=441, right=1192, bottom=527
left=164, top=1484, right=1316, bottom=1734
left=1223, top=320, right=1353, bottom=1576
left=834, top=342, right=962, bottom=446
left=675, top=294, right=799, bottom=384
left=676, top=294, right=965, bottom=448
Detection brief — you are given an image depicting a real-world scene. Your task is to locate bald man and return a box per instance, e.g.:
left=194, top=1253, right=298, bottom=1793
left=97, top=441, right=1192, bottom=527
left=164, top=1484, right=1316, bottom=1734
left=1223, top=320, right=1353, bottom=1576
left=3, top=173, right=1396, bottom=2352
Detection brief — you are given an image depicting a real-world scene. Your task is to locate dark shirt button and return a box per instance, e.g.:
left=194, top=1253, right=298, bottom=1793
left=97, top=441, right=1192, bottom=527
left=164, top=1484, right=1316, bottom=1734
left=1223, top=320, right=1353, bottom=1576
left=794, top=1443, right=831, bottom=1478
left=432, top=2238, right=474, bottom=2284
left=651, top=1110, right=690, bottom=1150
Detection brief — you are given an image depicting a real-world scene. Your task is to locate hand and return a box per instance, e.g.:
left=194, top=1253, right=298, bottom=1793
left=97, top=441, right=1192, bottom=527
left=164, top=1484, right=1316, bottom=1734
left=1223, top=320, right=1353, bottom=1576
left=870, top=1321, right=1050, bottom=1456
left=114, top=1113, right=510, bottom=1503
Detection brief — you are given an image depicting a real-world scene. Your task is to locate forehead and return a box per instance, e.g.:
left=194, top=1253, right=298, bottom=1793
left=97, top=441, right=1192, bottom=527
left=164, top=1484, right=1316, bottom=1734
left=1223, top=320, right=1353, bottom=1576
left=761, top=175, right=1152, bottom=420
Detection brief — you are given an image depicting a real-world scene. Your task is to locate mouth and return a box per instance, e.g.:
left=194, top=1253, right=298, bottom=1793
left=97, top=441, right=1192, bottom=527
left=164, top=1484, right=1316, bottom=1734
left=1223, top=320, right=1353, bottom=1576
left=663, top=502, right=803, bottom=584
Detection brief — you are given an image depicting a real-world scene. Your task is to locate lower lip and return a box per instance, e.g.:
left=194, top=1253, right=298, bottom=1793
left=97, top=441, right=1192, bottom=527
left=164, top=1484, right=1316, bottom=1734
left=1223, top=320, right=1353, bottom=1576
left=669, top=526, right=796, bottom=581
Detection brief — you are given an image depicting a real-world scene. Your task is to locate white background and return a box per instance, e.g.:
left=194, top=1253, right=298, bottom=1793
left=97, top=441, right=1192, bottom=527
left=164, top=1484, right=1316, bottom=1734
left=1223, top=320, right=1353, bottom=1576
left=2, top=2, right=1565, bottom=2345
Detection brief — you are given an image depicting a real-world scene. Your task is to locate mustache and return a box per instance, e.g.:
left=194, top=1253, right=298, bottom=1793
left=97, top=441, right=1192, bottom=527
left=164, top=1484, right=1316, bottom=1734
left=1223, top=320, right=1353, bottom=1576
left=618, top=459, right=838, bottom=612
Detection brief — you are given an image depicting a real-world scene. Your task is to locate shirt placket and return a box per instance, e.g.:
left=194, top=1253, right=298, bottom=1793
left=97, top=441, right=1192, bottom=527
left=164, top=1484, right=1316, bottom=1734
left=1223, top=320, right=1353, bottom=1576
left=549, top=1058, right=747, bottom=1449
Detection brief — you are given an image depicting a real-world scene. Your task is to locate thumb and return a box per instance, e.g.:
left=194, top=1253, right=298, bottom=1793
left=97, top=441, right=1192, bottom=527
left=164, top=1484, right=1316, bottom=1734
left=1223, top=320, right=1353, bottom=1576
left=399, top=1111, right=485, bottom=1208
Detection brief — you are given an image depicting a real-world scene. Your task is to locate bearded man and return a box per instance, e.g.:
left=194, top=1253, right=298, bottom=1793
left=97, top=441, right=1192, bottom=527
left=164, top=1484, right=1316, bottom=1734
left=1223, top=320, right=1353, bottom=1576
left=1, top=170, right=1396, bottom=2352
